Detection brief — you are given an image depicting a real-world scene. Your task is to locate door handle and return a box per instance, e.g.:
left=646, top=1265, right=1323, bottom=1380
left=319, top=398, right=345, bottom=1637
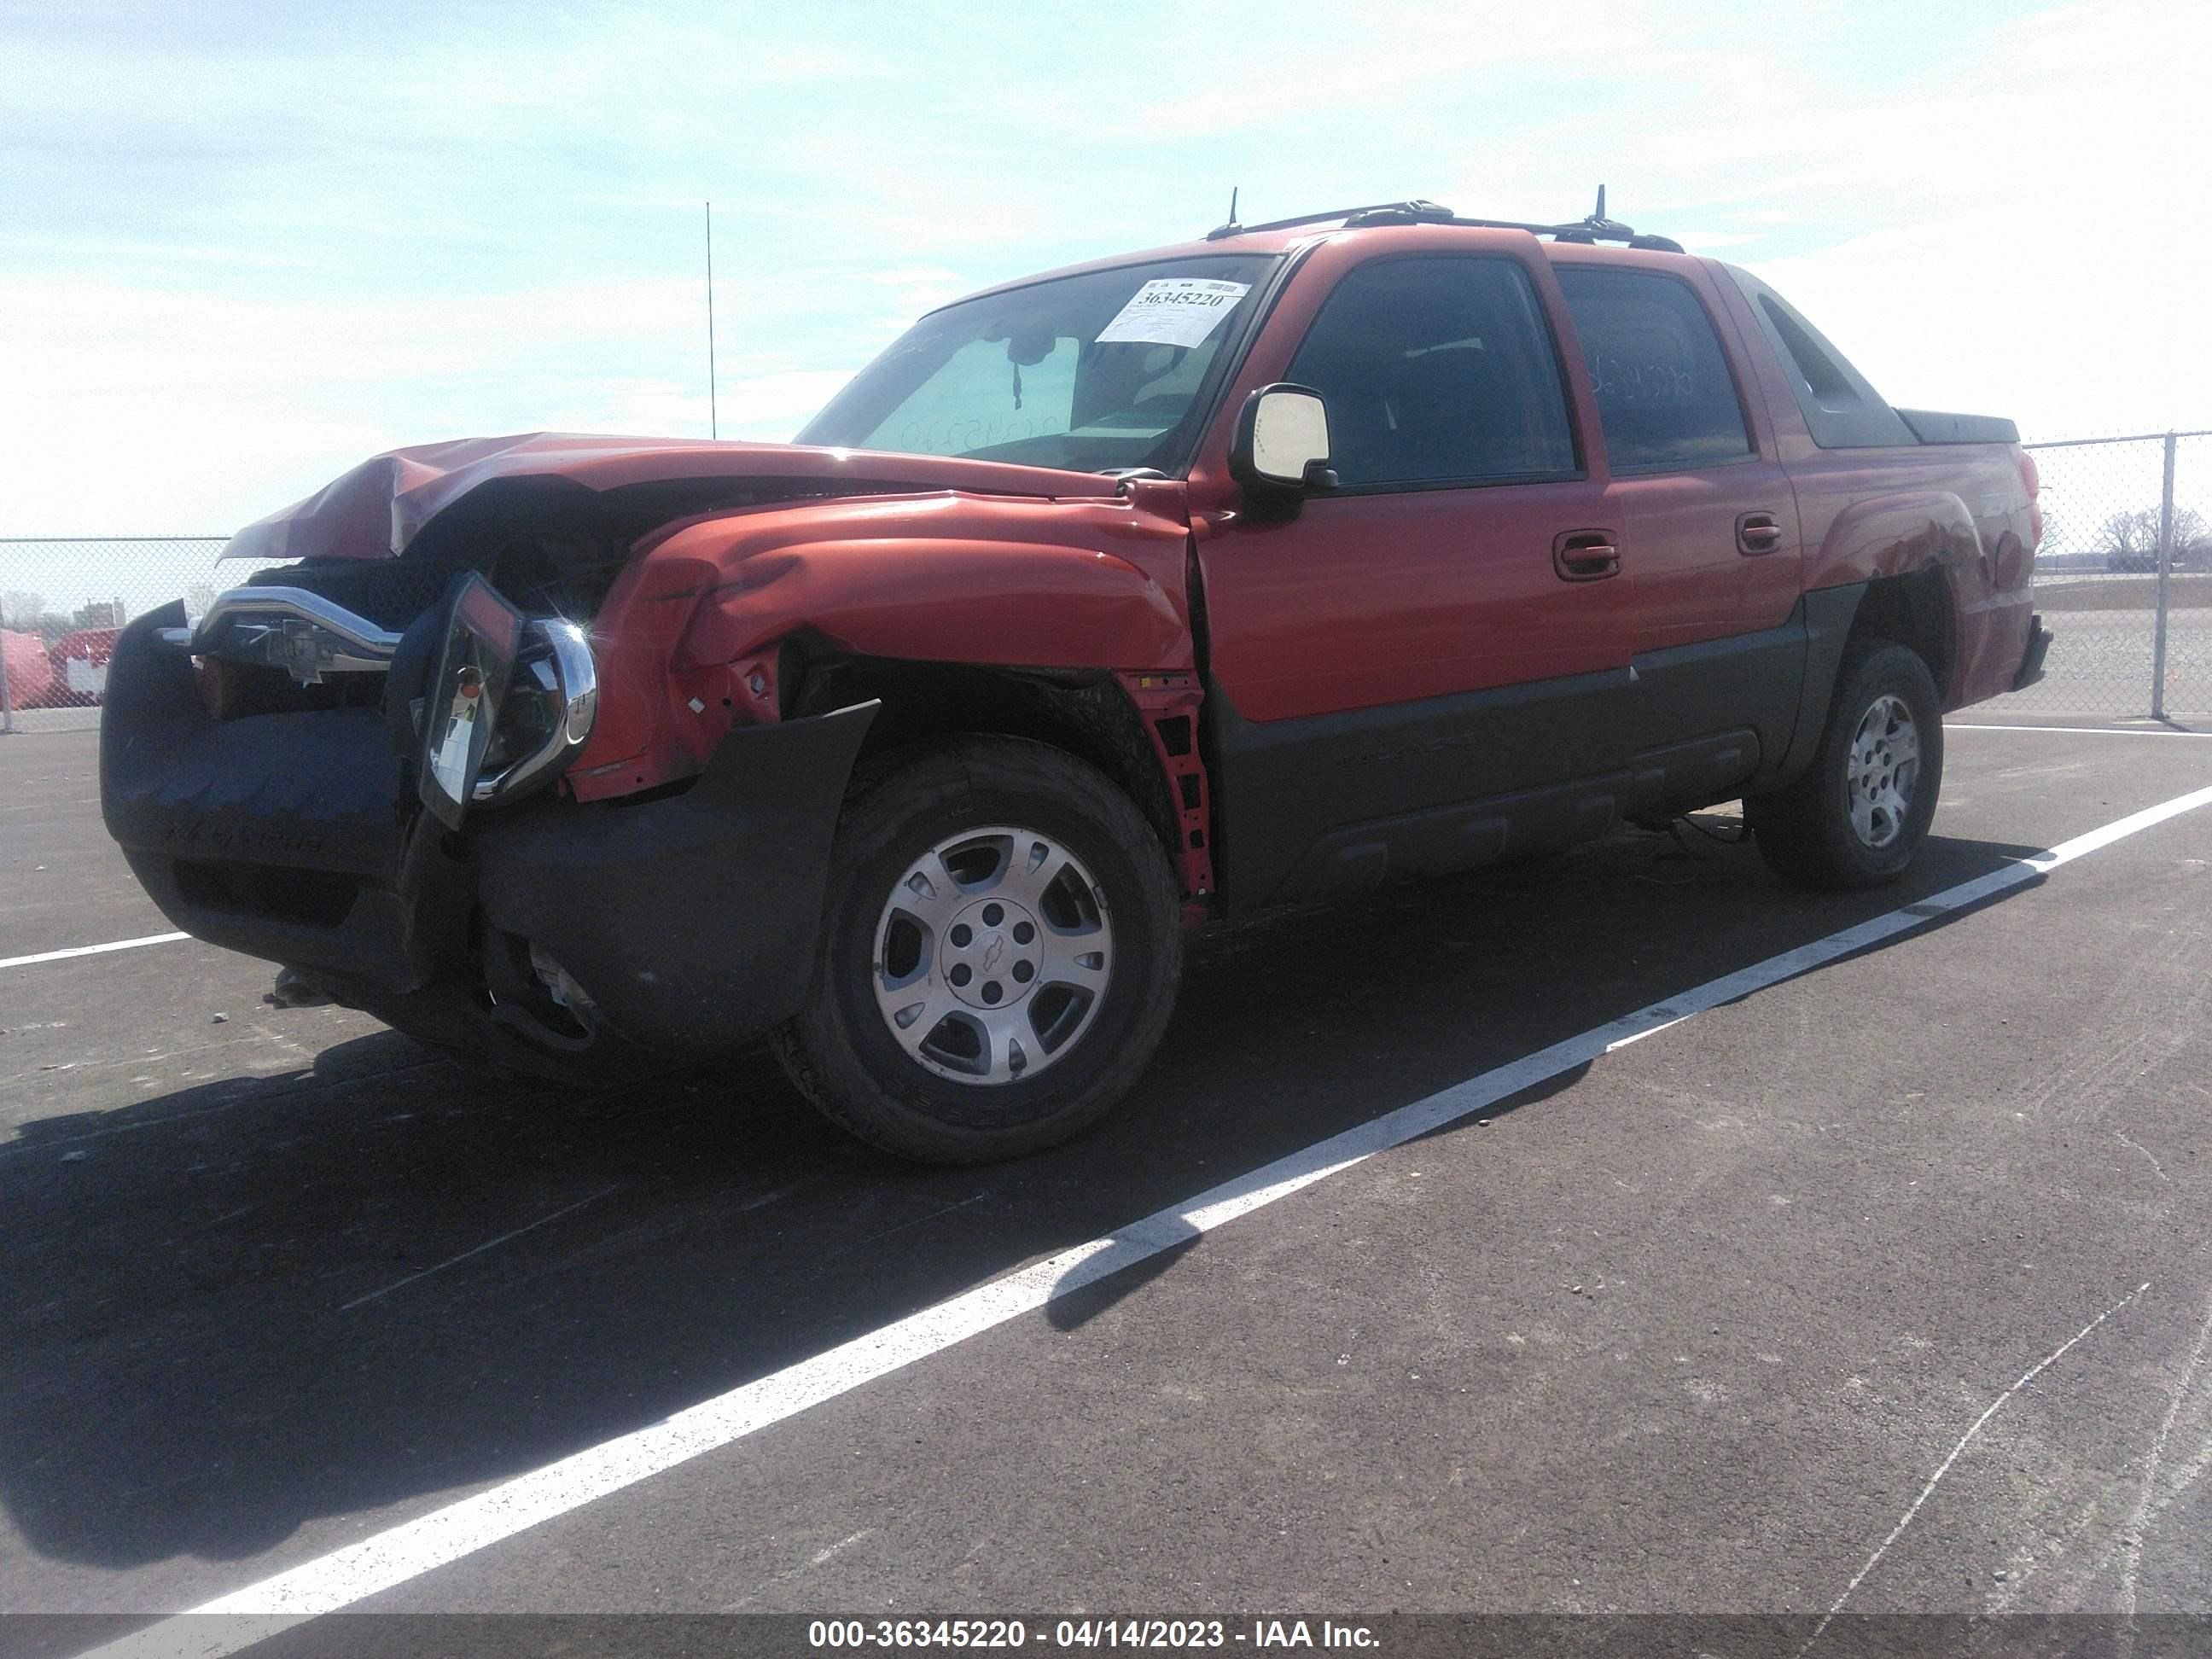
left=1553, top=529, right=1621, bottom=582
left=1737, top=512, right=1786, bottom=556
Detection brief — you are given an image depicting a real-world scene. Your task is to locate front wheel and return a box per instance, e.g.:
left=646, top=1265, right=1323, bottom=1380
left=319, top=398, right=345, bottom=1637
left=1747, top=641, right=1944, bottom=889
left=771, top=736, right=1183, bottom=1164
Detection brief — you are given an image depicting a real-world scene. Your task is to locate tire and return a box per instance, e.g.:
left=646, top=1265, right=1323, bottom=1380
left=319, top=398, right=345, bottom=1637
left=1747, top=641, right=1944, bottom=890
left=770, top=736, right=1183, bottom=1164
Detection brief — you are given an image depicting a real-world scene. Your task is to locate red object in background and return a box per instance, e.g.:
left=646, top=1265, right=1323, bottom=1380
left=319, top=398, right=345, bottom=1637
left=2, top=628, right=55, bottom=707
left=35, top=626, right=122, bottom=707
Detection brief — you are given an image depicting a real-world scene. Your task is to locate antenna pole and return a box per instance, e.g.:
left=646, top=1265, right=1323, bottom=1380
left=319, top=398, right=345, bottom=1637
left=705, top=201, right=719, bottom=440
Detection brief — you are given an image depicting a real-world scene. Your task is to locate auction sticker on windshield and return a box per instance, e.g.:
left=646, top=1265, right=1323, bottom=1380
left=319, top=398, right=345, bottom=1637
left=1095, top=278, right=1252, bottom=349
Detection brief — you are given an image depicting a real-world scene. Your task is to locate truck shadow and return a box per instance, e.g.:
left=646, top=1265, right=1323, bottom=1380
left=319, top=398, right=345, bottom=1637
left=0, top=822, right=2045, bottom=1575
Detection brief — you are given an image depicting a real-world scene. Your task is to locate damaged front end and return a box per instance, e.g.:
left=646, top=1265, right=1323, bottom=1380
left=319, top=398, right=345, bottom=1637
left=103, top=558, right=875, bottom=1080
left=97, top=431, right=1173, bottom=1078
left=173, top=575, right=598, bottom=822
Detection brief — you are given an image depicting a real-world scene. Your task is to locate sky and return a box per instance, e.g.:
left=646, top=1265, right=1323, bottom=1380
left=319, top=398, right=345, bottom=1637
left=3, top=0, right=2208, bottom=548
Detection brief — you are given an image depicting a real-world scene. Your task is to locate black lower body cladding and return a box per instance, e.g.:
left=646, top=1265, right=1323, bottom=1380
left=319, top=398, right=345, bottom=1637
left=99, top=606, right=879, bottom=1080
left=470, top=701, right=876, bottom=1068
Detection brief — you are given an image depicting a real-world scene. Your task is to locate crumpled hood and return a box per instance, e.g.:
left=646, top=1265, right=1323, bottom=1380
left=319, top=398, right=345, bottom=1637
left=220, top=432, right=1127, bottom=563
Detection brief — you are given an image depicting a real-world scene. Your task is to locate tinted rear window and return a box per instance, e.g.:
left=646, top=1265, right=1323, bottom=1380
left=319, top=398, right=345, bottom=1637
left=1556, top=268, right=1752, bottom=473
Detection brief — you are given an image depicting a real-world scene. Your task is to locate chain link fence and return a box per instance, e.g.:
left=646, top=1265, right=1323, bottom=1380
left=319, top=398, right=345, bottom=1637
left=3, top=432, right=2209, bottom=733
left=1, top=538, right=237, bottom=733
left=1982, top=429, right=2212, bottom=720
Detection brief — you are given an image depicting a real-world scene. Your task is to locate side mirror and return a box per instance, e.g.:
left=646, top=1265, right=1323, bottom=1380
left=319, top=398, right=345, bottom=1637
left=1229, top=383, right=1337, bottom=500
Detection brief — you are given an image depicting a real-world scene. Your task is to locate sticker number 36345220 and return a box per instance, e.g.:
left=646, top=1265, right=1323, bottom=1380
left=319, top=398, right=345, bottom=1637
left=1095, top=278, right=1253, bottom=351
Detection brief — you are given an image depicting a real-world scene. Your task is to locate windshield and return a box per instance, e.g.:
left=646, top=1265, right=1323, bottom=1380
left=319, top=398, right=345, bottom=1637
left=796, top=254, right=1277, bottom=474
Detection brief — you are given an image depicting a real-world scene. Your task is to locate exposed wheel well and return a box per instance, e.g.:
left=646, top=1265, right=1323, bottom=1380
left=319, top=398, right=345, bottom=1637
left=1847, top=566, right=1955, bottom=702
left=782, top=651, right=1183, bottom=865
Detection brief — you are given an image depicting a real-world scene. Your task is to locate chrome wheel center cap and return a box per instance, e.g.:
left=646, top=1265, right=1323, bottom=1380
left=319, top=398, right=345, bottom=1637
left=942, top=896, right=1043, bottom=1010
left=871, top=824, right=1115, bottom=1086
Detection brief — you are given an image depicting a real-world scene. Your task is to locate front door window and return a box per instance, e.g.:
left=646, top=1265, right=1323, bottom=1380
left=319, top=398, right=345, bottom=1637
left=1283, top=256, right=1580, bottom=490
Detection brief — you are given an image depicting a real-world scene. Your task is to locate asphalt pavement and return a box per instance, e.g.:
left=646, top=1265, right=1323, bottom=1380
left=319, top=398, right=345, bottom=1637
left=3, top=718, right=2211, bottom=1657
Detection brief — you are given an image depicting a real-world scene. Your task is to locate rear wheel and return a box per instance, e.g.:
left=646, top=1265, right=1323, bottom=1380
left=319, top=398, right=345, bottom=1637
left=1748, top=641, right=1943, bottom=889
left=771, top=736, right=1182, bottom=1163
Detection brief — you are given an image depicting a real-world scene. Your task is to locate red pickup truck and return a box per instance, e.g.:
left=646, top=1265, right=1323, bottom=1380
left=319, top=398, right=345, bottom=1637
left=102, top=199, right=2050, bottom=1161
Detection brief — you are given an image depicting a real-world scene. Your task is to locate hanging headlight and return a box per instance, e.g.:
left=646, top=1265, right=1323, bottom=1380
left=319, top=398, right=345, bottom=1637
left=419, top=575, right=523, bottom=830
left=416, top=575, right=599, bottom=829
left=473, top=617, right=598, bottom=806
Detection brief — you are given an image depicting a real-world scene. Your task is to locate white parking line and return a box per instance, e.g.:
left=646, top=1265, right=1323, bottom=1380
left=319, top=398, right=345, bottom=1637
left=1948, top=723, right=2212, bottom=737
left=0, top=932, right=187, bottom=971
left=81, top=778, right=2212, bottom=1659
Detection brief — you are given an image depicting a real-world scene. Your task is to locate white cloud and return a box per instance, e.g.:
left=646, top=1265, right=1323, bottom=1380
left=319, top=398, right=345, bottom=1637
left=1731, top=0, right=2210, bottom=439
left=1665, top=231, right=1765, bottom=251
left=1096, top=0, right=1685, bottom=140
left=0, top=271, right=866, bottom=529
left=713, top=370, right=864, bottom=440
left=4, top=0, right=2206, bottom=538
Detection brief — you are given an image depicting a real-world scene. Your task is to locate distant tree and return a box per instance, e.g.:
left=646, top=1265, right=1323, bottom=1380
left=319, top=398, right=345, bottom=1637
left=2177, top=507, right=2210, bottom=559
left=2100, top=506, right=2209, bottom=570
left=2098, top=509, right=2160, bottom=555
left=2, top=590, right=44, bottom=629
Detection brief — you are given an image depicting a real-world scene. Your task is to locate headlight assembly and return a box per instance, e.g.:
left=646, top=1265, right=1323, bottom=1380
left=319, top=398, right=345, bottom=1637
left=474, top=617, right=598, bottom=806
left=417, top=575, right=597, bottom=829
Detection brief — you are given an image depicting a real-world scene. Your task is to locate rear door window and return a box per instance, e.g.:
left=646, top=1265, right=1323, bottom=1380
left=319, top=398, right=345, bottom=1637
left=1284, top=257, right=1579, bottom=490
left=1556, top=268, right=1754, bottom=473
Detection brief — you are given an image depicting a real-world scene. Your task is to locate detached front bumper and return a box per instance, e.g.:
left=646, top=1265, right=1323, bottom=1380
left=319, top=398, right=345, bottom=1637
left=101, top=604, right=876, bottom=1080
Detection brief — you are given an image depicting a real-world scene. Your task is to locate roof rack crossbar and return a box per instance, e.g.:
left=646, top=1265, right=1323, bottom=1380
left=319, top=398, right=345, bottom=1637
left=1205, top=192, right=1683, bottom=254
left=1205, top=200, right=1452, bottom=239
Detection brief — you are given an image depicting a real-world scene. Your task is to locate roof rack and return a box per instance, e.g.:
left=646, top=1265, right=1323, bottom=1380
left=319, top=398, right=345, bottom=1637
left=1205, top=187, right=1685, bottom=254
